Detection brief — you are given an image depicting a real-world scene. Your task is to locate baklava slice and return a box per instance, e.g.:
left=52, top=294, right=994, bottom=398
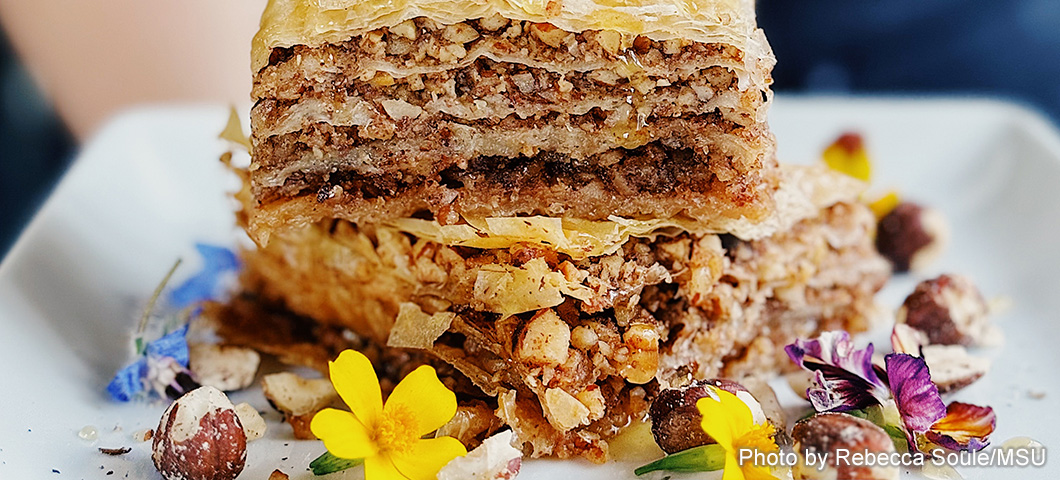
left=247, top=0, right=778, bottom=243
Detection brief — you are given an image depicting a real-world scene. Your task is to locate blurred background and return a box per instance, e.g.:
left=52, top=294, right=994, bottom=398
left=1, top=1, right=1059, bottom=257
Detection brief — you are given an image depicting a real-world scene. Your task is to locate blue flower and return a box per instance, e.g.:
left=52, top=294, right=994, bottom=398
left=168, top=243, right=240, bottom=309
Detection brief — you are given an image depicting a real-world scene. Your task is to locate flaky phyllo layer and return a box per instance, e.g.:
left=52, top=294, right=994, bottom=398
left=247, top=0, right=780, bottom=240
left=226, top=165, right=889, bottom=461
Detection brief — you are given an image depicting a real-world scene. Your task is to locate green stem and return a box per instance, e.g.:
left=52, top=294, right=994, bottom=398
left=135, top=258, right=182, bottom=354
left=310, top=451, right=365, bottom=476
left=635, top=444, right=727, bottom=476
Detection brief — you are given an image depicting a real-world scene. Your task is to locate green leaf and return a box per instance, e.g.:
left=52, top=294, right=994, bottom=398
left=310, top=451, right=364, bottom=476
left=634, top=444, right=727, bottom=476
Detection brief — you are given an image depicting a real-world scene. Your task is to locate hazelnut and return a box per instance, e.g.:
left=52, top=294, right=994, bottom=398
left=261, top=372, right=340, bottom=439
left=897, top=274, right=995, bottom=346
left=922, top=344, right=991, bottom=394
left=649, top=379, right=764, bottom=453
left=152, top=386, right=246, bottom=480
left=792, top=413, right=898, bottom=480
left=188, top=344, right=260, bottom=392
left=875, top=202, right=948, bottom=273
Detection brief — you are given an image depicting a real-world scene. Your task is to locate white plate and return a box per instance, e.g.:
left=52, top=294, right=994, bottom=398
left=1, top=97, right=1057, bottom=479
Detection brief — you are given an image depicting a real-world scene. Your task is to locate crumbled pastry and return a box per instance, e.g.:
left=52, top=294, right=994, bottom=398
left=232, top=402, right=267, bottom=441
left=188, top=343, right=261, bottom=391
left=921, top=344, right=991, bottom=394
left=260, top=372, right=340, bottom=439
left=792, top=413, right=898, bottom=480
left=875, top=202, right=949, bottom=273
left=649, top=379, right=764, bottom=454
left=897, top=274, right=997, bottom=346
left=152, top=386, right=246, bottom=480
left=387, top=302, right=456, bottom=349
left=437, top=429, right=522, bottom=480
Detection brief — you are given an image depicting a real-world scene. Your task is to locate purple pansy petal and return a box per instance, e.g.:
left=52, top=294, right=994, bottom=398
left=807, top=367, right=885, bottom=412
left=925, top=402, right=996, bottom=451
left=144, top=325, right=190, bottom=366
left=168, top=243, right=240, bottom=309
left=106, top=360, right=147, bottom=402
left=786, top=331, right=890, bottom=411
left=885, top=353, right=946, bottom=434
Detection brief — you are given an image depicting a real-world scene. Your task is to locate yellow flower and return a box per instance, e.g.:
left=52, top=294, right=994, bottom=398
left=697, top=388, right=779, bottom=480
left=310, top=350, right=467, bottom=480
left=822, top=132, right=872, bottom=182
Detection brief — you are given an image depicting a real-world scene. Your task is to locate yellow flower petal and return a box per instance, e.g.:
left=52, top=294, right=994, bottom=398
left=390, top=437, right=468, bottom=480
left=822, top=132, right=871, bottom=182
left=310, top=408, right=378, bottom=460
left=384, top=365, right=457, bottom=437
left=330, top=349, right=383, bottom=429
left=697, top=388, right=753, bottom=450
left=722, top=451, right=744, bottom=480
left=365, top=453, right=407, bottom=480
left=869, top=191, right=901, bottom=219
left=742, top=464, right=779, bottom=480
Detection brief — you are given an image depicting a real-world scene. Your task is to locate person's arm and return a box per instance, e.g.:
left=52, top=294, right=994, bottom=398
left=0, top=0, right=265, bottom=140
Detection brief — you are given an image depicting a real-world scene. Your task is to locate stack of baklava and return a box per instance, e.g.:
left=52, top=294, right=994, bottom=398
left=222, top=0, right=890, bottom=462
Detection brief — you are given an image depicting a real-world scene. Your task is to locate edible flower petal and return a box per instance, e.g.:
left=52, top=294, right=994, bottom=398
left=868, top=191, right=902, bottom=219
left=785, top=331, right=890, bottom=412
left=822, top=132, right=871, bottom=182
left=106, top=325, right=196, bottom=402
left=884, top=353, right=947, bottom=448
left=697, top=387, right=779, bottom=480
left=891, top=323, right=928, bottom=356
left=310, top=349, right=467, bottom=480
left=925, top=402, right=996, bottom=452
left=169, top=243, right=240, bottom=309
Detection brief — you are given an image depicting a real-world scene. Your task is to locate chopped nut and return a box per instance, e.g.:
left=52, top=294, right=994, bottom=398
left=875, top=202, right=948, bottom=272
left=435, top=401, right=504, bottom=447
left=443, top=22, right=481, bottom=44
left=515, top=309, right=570, bottom=366
left=792, top=413, right=898, bottom=480
left=575, top=386, right=606, bottom=422
left=268, top=470, right=290, bottom=480
left=593, top=30, right=622, bottom=55
left=261, top=372, right=340, bottom=439
left=528, top=23, right=570, bottom=48
left=188, top=344, right=260, bottom=392
left=619, top=324, right=660, bottom=384
left=922, top=344, right=990, bottom=394
left=152, top=386, right=246, bottom=480
left=390, top=20, right=418, bottom=40
left=478, top=13, right=509, bottom=32
left=541, top=387, right=590, bottom=432
left=379, top=99, right=424, bottom=121
left=898, top=274, right=996, bottom=346
left=650, top=379, right=763, bottom=453
left=233, top=402, right=267, bottom=441
left=437, top=430, right=522, bottom=480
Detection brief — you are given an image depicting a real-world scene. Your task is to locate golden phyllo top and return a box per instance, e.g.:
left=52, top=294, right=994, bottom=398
left=252, top=0, right=770, bottom=75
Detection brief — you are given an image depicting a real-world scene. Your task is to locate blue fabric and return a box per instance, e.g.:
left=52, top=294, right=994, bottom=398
left=757, top=1, right=1060, bottom=121
left=168, top=243, right=240, bottom=309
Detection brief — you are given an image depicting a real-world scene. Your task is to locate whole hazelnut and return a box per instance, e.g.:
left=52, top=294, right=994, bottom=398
left=152, top=386, right=247, bottom=480
left=897, top=274, right=994, bottom=346
left=792, top=413, right=898, bottom=480
left=875, top=202, right=948, bottom=273
left=649, top=379, right=764, bottom=453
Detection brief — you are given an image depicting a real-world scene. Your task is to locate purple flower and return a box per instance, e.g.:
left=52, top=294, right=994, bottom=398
left=884, top=353, right=947, bottom=449
left=785, top=331, right=890, bottom=412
